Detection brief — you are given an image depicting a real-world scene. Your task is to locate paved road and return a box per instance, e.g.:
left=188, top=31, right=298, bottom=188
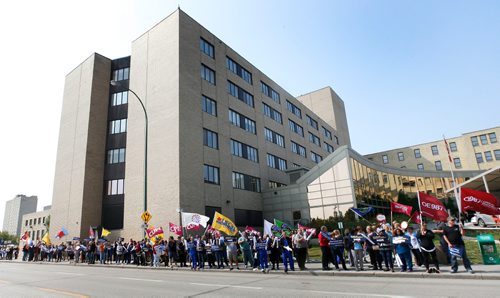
left=0, top=262, right=498, bottom=297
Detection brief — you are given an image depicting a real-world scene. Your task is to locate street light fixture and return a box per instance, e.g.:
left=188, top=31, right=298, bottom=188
left=110, top=80, right=148, bottom=236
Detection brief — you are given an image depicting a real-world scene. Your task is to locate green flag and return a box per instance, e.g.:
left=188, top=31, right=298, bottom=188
left=274, top=219, right=293, bottom=236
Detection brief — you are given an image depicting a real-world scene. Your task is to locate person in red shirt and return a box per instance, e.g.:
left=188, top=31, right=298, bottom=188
left=318, top=226, right=333, bottom=270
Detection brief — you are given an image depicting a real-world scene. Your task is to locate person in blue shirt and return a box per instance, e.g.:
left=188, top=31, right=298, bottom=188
left=373, top=228, right=394, bottom=272
left=393, top=228, right=413, bottom=272
left=186, top=236, right=198, bottom=270
left=256, top=235, right=269, bottom=273
left=329, top=229, right=347, bottom=270
left=350, top=228, right=365, bottom=271
left=279, top=231, right=295, bottom=273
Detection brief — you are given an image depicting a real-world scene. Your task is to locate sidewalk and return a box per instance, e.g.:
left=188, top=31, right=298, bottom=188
left=3, top=258, right=500, bottom=280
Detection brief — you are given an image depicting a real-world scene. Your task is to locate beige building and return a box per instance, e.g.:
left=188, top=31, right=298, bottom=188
left=365, top=127, right=500, bottom=172
left=2, top=195, right=37, bottom=236
left=50, top=9, right=350, bottom=240
left=20, top=207, right=50, bottom=241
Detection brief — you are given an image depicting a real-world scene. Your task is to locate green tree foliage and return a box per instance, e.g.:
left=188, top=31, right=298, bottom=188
left=0, top=231, right=19, bottom=245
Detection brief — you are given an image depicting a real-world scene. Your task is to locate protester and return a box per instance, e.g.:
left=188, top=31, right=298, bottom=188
left=406, top=226, right=423, bottom=267
left=256, top=235, right=269, bottom=273
left=226, top=236, right=239, bottom=270
left=373, top=227, right=393, bottom=272
left=442, top=217, right=473, bottom=274
left=416, top=222, right=440, bottom=273
left=393, top=228, right=413, bottom=272
left=295, top=228, right=308, bottom=270
left=329, top=229, right=347, bottom=271
left=350, top=228, right=365, bottom=271
left=318, top=226, right=333, bottom=271
left=238, top=232, right=253, bottom=269
left=279, top=231, right=294, bottom=273
left=269, top=234, right=281, bottom=270
left=365, top=226, right=382, bottom=270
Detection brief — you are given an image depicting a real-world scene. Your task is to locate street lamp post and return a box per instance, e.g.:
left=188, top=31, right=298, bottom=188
left=110, top=81, right=148, bottom=236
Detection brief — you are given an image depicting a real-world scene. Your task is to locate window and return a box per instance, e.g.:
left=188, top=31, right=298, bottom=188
left=414, top=149, right=421, bottom=158
left=322, top=126, right=332, bottom=140
left=431, top=145, right=439, bottom=155
left=107, top=148, right=126, bottom=164
left=203, top=165, right=219, bottom=185
left=25, top=220, right=28, bottom=226
left=202, top=95, right=217, bottom=116
left=382, top=155, right=389, bottom=164
left=228, top=81, right=254, bottom=107
left=334, top=136, right=339, bottom=145
left=480, top=134, right=488, bottom=145
left=489, top=132, right=497, bottom=144
left=383, top=175, right=388, bottom=184
left=494, top=149, right=500, bottom=160
left=111, top=91, right=128, bottom=106
left=226, top=57, right=252, bottom=84
left=269, top=181, right=287, bottom=188
left=286, top=100, right=302, bottom=118
left=435, top=161, right=443, bottom=171
left=234, top=209, right=263, bottom=227
left=38, top=218, right=41, bottom=225
left=471, top=136, right=479, bottom=147
left=228, top=110, right=256, bottom=134
left=106, top=179, right=124, bottom=195
left=484, top=151, right=493, bottom=162
left=454, top=158, right=462, bottom=169
left=306, top=115, right=318, bottom=130
left=311, top=151, right=322, bottom=164
left=261, top=81, right=280, bottom=103
left=324, top=142, right=334, bottom=153
left=232, top=172, right=261, bottom=192
left=109, top=119, right=127, bottom=134
left=267, top=153, right=287, bottom=171
left=43, top=217, right=45, bottom=223
left=449, top=142, right=457, bottom=152
left=262, top=103, right=282, bottom=124
left=308, top=132, right=320, bottom=146
left=264, top=128, right=285, bottom=147
left=291, top=141, right=306, bottom=158
left=29, top=219, right=32, bottom=226
left=230, top=139, right=258, bottom=162
left=398, top=152, right=405, bottom=161
left=201, top=64, right=216, bottom=85
left=200, top=37, right=214, bottom=58
left=417, top=163, right=424, bottom=171
left=476, top=152, right=484, bottom=163
left=203, top=128, right=218, bottom=149
left=288, top=119, right=304, bottom=137
left=112, top=67, right=129, bottom=81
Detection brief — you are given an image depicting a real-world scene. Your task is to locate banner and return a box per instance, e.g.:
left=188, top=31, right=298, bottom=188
left=42, top=232, right=51, bottom=245
left=409, top=212, right=421, bottom=224
left=181, top=212, right=210, bottom=228
left=169, top=222, right=183, bottom=236
left=55, top=228, right=69, bottom=239
left=211, top=211, right=238, bottom=236
left=391, top=202, right=413, bottom=216
left=418, top=192, right=448, bottom=221
left=146, top=226, right=164, bottom=239
left=264, top=220, right=278, bottom=237
left=102, top=228, right=111, bottom=237
left=461, top=188, right=500, bottom=215
left=298, top=223, right=317, bottom=236
left=274, top=219, right=292, bottom=236
left=350, top=207, right=374, bottom=217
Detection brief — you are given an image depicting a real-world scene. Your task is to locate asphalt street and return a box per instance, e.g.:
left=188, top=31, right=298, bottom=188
left=0, top=262, right=499, bottom=297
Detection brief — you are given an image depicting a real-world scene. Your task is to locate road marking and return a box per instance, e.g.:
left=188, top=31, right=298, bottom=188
left=190, top=282, right=262, bottom=290
left=119, top=277, right=163, bottom=283
left=0, top=279, right=11, bottom=284
left=37, top=287, right=89, bottom=298
left=310, top=291, right=413, bottom=298
left=54, top=271, right=84, bottom=276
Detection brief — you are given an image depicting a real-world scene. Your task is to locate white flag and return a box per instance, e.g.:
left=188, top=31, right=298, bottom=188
left=181, top=212, right=210, bottom=228
left=264, top=219, right=274, bottom=236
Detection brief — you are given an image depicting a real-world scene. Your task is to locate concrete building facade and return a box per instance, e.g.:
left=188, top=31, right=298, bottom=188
left=50, top=9, right=350, bottom=240
left=365, top=127, right=500, bottom=172
left=19, top=207, right=51, bottom=241
left=2, top=195, right=37, bottom=236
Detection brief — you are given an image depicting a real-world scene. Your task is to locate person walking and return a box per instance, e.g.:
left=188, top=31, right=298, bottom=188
left=443, top=217, right=473, bottom=274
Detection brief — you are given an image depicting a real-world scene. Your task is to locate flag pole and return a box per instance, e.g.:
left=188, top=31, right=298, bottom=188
left=417, top=191, right=423, bottom=228
left=443, top=135, right=461, bottom=224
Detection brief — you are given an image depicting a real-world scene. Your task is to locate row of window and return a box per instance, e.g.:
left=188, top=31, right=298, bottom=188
left=230, top=139, right=258, bottom=162
left=261, top=81, right=280, bottom=103
left=109, top=119, right=127, bottom=134
left=106, top=179, right=124, bottom=195
left=471, top=133, right=497, bottom=147
left=286, top=100, right=302, bottom=118
left=112, top=67, right=129, bottom=82
left=203, top=165, right=261, bottom=192
left=227, top=57, right=252, bottom=85
left=25, top=217, right=46, bottom=227
left=266, top=153, right=287, bottom=171
left=107, top=148, right=126, bottom=164
left=306, top=115, right=318, bottom=130
left=228, top=80, right=254, bottom=107
left=111, top=91, right=128, bottom=106
left=476, top=150, right=500, bottom=163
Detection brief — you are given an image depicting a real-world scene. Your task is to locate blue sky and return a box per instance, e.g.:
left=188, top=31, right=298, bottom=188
left=0, top=0, right=499, bottom=224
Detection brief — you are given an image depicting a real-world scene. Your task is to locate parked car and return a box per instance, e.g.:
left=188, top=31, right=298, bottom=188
left=471, top=212, right=500, bottom=227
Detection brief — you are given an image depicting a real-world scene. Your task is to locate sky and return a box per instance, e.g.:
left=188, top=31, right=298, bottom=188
left=1, top=0, right=499, bottom=228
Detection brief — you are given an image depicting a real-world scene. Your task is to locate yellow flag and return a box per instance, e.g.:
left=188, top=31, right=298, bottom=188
left=42, top=232, right=51, bottom=245
left=102, top=228, right=111, bottom=237
left=211, top=211, right=238, bottom=236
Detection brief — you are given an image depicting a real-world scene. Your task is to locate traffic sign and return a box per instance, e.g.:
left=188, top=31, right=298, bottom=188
left=141, top=211, right=152, bottom=223
left=376, top=214, right=386, bottom=222
left=338, top=222, right=344, bottom=229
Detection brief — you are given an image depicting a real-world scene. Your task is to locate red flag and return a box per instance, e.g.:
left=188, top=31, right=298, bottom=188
left=418, top=192, right=448, bottom=221
left=169, top=222, right=183, bottom=236
left=461, top=188, right=500, bottom=215
left=244, top=226, right=255, bottom=234
left=185, top=223, right=201, bottom=231
left=298, top=223, right=317, bottom=236
left=409, top=212, right=421, bottom=224
left=390, top=202, right=413, bottom=216
left=443, top=138, right=453, bottom=163
left=20, top=231, right=29, bottom=241
left=89, top=226, right=95, bottom=239
left=146, top=226, right=164, bottom=239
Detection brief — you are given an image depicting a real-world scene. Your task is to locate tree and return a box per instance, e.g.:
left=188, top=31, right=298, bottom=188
left=0, top=231, right=19, bottom=245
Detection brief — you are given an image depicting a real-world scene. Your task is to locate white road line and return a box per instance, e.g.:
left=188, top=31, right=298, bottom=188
left=54, top=271, right=84, bottom=275
left=310, top=291, right=413, bottom=298
left=119, top=277, right=163, bottom=283
left=190, top=282, right=262, bottom=290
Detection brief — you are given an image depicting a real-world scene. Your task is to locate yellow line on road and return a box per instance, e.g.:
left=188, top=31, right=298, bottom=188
left=37, top=287, right=89, bottom=298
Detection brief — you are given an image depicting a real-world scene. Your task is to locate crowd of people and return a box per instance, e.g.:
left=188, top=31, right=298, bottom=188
left=318, top=216, right=473, bottom=274
left=8, top=216, right=474, bottom=274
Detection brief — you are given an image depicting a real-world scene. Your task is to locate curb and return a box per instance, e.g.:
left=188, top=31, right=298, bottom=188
left=2, top=260, right=500, bottom=280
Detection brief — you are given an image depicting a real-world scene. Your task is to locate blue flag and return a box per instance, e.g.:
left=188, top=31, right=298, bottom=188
left=350, top=207, right=374, bottom=217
